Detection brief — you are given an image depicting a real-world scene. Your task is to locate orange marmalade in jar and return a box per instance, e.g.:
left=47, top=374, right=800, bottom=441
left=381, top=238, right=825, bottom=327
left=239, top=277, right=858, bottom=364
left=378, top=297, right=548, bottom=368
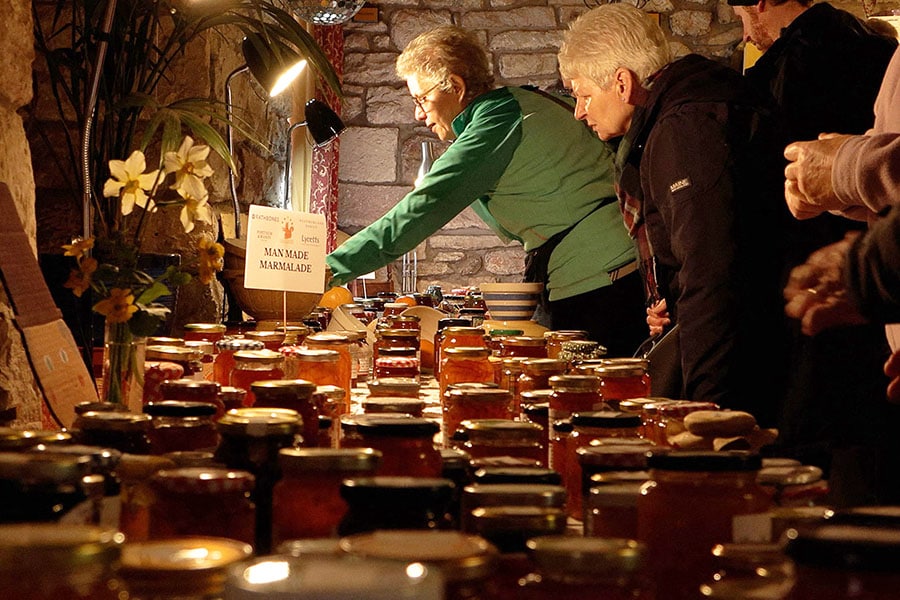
left=543, top=330, right=589, bottom=359
left=590, top=359, right=651, bottom=407
left=229, top=350, right=285, bottom=407
left=143, top=401, right=219, bottom=455
left=346, top=416, right=442, bottom=478
left=638, top=451, right=770, bottom=600
left=440, top=347, right=494, bottom=400
left=158, top=378, right=223, bottom=419
left=548, top=374, right=605, bottom=424
left=251, top=379, right=318, bottom=448
left=282, top=347, right=341, bottom=387
left=453, top=419, right=545, bottom=467
left=272, top=447, right=381, bottom=542
left=518, top=358, right=567, bottom=397
left=304, top=332, right=353, bottom=394
left=245, top=329, right=286, bottom=351
left=499, top=336, right=547, bottom=359
left=214, top=338, right=264, bottom=387
left=443, top=387, right=515, bottom=446
left=183, top=322, right=227, bottom=345
left=374, top=328, right=421, bottom=360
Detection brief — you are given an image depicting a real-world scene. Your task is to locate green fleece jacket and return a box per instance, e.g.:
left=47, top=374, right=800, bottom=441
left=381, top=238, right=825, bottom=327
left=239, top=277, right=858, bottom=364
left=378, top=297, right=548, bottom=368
left=326, top=86, right=636, bottom=301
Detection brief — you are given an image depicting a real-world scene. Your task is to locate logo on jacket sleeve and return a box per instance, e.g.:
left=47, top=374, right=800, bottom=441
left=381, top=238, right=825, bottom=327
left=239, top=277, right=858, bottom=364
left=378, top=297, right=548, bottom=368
left=669, top=177, right=691, bottom=193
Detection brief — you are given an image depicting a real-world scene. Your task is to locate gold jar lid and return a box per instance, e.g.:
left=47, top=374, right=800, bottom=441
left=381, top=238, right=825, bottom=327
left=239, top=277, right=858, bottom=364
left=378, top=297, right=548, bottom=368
left=548, top=374, right=601, bottom=392
left=0, top=524, right=123, bottom=573
left=245, top=330, right=286, bottom=345
left=544, top=330, right=589, bottom=341
left=444, top=326, right=487, bottom=337
left=150, top=467, right=255, bottom=493
left=250, top=379, right=316, bottom=399
left=458, top=419, right=542, bottom=442
left=376, top=328, right=420, bottom=339
left=232, top=349, right=285, bottom=365
left=217, top=407, right=301, bottom=437
left=119, top=537, right=252, bottom=598
left=463, top=483, right=567, bottom=509
left=601, top=357, right=650, bottom=369
left=278, top=447, right=382, bottom=472
left=522, top=358, right=567, bottom=374
left=446, top=387, right=511, bottom=403
left=589, top=364, right=648, bottom=378
left=469, top=505, right=568, bottom=536
left=148, top=336, right=185, bottom=347
left=306, top=332, right=351, bottom=346
left=74, top=411, right=152, bottom=432
left=527, top=536, right=646, bottom=576
left=0, top=427, right=71, bottom=451
left=183, top=323, right=227, bottom=334
left=116, top=454, right=177, bottom=483
left=444, top=346, right=491, bottom=358
left=340, top=530, right=498, bottom=583
left=146, top=345, right=202, bottom=362
left=366, top=377, right=420, bottom=397
left=501, top=336, right=546, bottom=347
left=280, top=347, right=340, bottom=362
left=501, top=357, right=529, bottom=371
left=314, top=384, right=347, bottom=401
left=0, top=451, right=90, bottom=483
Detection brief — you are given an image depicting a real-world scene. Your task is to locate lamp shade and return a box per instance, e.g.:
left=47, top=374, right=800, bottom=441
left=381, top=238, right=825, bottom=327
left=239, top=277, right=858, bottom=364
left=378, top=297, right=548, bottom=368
left=241, top=33, right=307, bottom=97
left=303, top=99, right=346, bottom=147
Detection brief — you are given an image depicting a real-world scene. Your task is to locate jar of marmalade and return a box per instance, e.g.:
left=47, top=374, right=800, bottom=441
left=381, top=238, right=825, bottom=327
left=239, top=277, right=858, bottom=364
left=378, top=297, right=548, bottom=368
left=461, top=483, right=567, bottom=531
left=213, top=338, right=264, bottom=386
left=345, top=416, right=442, bottom=478
left=577, top=443, right=652, bottom=524
left=183, top=323, right=227, bottom=344
left=0, top=524, right=123, bottom=600
left=440, top=347, right=494, bottom=400
left=543, top=330, right=589, bottom=359
left=274, top=323, right=311, bottom=346
left=434, top=319, right=473, bottom=378
left=280, top=346, right=341, bottom=387
left=367, top=376, right=421, bottom=398
left=146, top=345, right=203, bottom=379
left=584, top=482, right=644, bottom=539
left=699, top=542, right=794, bottom=599
left=147, top=467, right=255, bottom=545
left=0, top=452, right=92, bottom=524
left=272, top=447, right=381, bottom=542
left=373, top=355, right=420, bottom=380
left=0, top=428, right=71, bottom=451
left=590, top=360, right=652, bottom=408
left=374, top=328, right=421, bottom=359
left=638, top=451, right=770, bottom=600
left=214, top=407, right=301, bottom=554
left=143, top=401, right=219, bottom=455
left=443, top=387, right=515, bottom=447
left=218, top=386, right=248, bottom=412
left=338, top=477, right=456, bottom=535
left=518, top=358, right=567, bottom=398
left=245, top=330, right=286, bottom=351
left=312, top=384, right=349, bottom=442
left=548, top=374, right=605, bottom=424
left=143, top=361, right=185, bottom=404
left=72, top=411, right=152, bottom=454
left=521, top=394, right=551, bottom=462
left=116, top=454, right=177, bottom=542
left=183, top=340, right=215, bottom=381
left=486, top=329, right=524, bottom=356
left=158, top=378, right=223, bottom=418
left=520, top=536, right=654, bottom=600
left=454, top=419, right=544, bottom=467
left=500, top=336, right=547, bottom=359
left=548, top=419, right=573, bottom=475
left=304, top=332, right=353, bottom=394
left=499, top=357, right=529, bottom=404
left=250, top=379, right=318, bottom=448
left=229, top=349, right=286, bottom=407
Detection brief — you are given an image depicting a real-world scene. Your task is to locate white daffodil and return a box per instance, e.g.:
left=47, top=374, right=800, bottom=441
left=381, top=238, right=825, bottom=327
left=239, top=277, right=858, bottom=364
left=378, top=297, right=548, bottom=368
left=102, top=150, right=160, bottom=215
left=164, top=136, right=214, bottom=202
left=178, top=188, right=213, bottom=233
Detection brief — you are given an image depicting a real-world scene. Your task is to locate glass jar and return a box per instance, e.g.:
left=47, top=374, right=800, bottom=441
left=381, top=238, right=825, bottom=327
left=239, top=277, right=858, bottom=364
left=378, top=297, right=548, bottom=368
left=0, top=523, right=123, bottom=600
left=367, top=376, right=421, bottom=398
left=313, top=384, right=349, bottom=445
left=345, top=415, right=442, bottom=478
left=271, top=447, right=381, bottom=542
left=158, top=378, right=223, bottom=418
left=557, top=339, right=606, bottom=368
left=143, top=401, right=219, bottom=454
left=72, top=411, right=152, bottom=454
left=584, top=481, right=644, bottom=539
left=304, top=332, right=353, bottom=394
left=119, top=537, right=252, bottom=600
left=758, top=464, right=829, bottom=508
left=434, top=319, right=473, bottom=377
left=785, top=523, right=900, bottom=599
left=146, top=345, right=204, bottom=379
left=590, top=361, right=652, bottom=408
left=389, top=314, right=421, bottom=333
left=0, top=452, right=92, bottom=523
left=543, top=330, right=589, bottom=359
left=700, top=542, right=794, bottom=599
left=184, top=340, right=215, bottom=381
left=638, top=451, right=771, bottom=600
left=461, top=483, right=567, bottom=531
left=183, top=323, right=227, bottom=344
left=521, top=394, right=551, bottom=464
left=499, top=357, right=529, bottom=403
left=440, top=347, right=494, bottom=400
left=116, top=454, right=177, bottom=542
left=219, top=386, right=248, bottom=412
left=281, top=346, right=341, bottom=387
left=577, top=442, right=653, bottom=527
left=473, top=465, right=561, bottom=486
left=0, top=427, right=71, bottom=451
left=521, top=536, right=654, bottom=600
left=454, top=419, right=545, bottom=467
left=518, top=358, right=567, bottom=398
left=230, top=349, right=286, bottom=407
left=224, top=554, right=444, bottom=599
left=245, top=330, right=286, bottom=351
left=251, top=379, right=318, bottom=448
left=374, top=328, right=421, bottom=359
left=564, top=412, right=646, bottom=519
left=469, top=506, right=568, bottom=600
left=338, top=476, right=456, bottom=535
left=214, top=338, right=265, bottom=387
left=373, top=355, right=420, bottom=380
left=214, top=407, right=301, bottom=554
left=147, top=467, right=256, bottom=545
left=500, top=336, right=547, bottom=359
left=443, top=387, right=515, bottom=447
left=548, top=418, right=573, bottom=475
left=277, top=323, right=311, bottom=346
left=340, top=529, right=497, bottom=600
left=142, top=361, right=185, bottom=404
left=361, top=396, right=427, bottom=417
left=548, top=374, right=605, bottom=423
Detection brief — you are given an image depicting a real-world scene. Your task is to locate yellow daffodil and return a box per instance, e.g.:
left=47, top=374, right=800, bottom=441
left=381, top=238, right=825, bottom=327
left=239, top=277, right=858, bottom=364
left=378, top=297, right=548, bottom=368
left=178, top=189, right=213, bottom=233
left=62, top=237, right=94, bottom=261
left=93, top=287, right=138, bottom=323
left=102, top=150, right=160, bottom=215
left=197, top=236, right=225, bottom=284
left=63, top=257, right=98, bottom=297
left=164, top=136, right=213, bottom=202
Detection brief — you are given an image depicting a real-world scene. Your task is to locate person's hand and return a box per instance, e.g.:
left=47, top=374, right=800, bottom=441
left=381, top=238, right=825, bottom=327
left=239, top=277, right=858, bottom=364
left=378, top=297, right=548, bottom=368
left=647, top=298, right=670, bottom=337
left=885, top=350, right=900, bottom=403
left=784, top=133, right=853, bottom=220
left=783, top=232, right=868, bottom=335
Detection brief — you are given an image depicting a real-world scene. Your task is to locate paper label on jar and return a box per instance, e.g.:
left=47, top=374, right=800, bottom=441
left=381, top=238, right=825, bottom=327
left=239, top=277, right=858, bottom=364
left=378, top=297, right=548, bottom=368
left=733, top=512, right=772, bottom=543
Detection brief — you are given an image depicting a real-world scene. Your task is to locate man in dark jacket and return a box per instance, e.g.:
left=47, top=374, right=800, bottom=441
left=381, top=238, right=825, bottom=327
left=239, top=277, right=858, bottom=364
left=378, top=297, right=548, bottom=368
left=733, top=0, right=899, bottom=506
left=558, top=4, right=790, bottom=428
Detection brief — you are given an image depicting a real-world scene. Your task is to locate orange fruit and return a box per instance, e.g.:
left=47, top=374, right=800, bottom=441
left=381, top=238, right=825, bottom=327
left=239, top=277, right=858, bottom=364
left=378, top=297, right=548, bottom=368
left=319, top=285, right=354, bottom=309
left=395, top=295, right=417, bottom=307
left=420, top=339, right=435, bottom=371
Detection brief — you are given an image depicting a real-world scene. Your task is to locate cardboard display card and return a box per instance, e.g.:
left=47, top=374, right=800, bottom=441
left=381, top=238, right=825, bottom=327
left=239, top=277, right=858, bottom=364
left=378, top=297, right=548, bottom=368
left=244, top=205, right=327, bottom=294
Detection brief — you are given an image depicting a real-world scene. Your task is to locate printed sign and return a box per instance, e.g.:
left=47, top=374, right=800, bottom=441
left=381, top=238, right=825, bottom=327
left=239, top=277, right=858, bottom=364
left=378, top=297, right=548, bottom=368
left=244, top=205, right=326, bottom=293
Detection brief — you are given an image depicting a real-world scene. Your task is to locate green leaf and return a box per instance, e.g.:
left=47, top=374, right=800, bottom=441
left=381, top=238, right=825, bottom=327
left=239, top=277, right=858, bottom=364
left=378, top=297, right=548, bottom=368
left=130, top=306, right=170, bottom=337
left=135, top=280, right=172, bottom=305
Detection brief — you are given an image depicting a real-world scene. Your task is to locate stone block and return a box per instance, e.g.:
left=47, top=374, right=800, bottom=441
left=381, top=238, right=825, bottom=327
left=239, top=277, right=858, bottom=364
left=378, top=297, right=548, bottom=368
left=337, top=183, right=409, bottom=229
left=490, top=31, right=563, bottom=52
left=0, top=0, right=34, bottom=109
left=367, top=86, right=414, bottom=125
left=390, top=10, right=454, bottom=52
left=338, top=127, right=399, bottom=183
left=670, top=10, right=713, bottom=37
left=500, top=53, right=561, bottom=79
left=433, top=251, right=466, bottom=263
left=344, top=52, right=400, bottom=86
left=430, top=233, right=509, bottom=250
left=485, top=248, right=527, bottom=276
left=462, top=7, right=557, bottom=30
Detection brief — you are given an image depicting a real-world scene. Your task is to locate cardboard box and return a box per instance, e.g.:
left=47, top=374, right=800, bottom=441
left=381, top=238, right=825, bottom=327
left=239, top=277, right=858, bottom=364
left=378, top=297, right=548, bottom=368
left=0, top=183, right=98, bottom=427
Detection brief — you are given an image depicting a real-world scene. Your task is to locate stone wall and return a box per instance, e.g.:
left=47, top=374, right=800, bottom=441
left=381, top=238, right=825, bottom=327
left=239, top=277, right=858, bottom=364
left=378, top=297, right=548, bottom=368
left=0, top=0, right=46, bottom=428
left=335, top=0, right=890, bottom=294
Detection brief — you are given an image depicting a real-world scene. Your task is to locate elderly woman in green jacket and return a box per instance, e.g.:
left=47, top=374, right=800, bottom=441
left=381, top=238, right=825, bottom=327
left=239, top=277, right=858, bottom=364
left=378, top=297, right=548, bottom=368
left=326, top=26, right=646, bottom=356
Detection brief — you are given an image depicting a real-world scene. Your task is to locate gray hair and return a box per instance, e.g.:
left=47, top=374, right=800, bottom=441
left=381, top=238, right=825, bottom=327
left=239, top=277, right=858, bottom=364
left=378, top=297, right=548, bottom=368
left=396, top=26, right=495, bottom=99
left=558, top=4, right=673, bottom=88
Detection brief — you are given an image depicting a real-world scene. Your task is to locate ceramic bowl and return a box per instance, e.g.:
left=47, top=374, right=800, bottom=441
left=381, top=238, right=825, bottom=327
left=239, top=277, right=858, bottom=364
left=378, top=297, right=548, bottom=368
left=478, top=282, right=543, bottom=322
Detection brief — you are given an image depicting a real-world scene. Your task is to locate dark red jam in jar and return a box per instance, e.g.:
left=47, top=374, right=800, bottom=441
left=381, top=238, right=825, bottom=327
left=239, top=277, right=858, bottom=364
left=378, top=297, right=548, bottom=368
left=338, top=477, right=456, bottom=535
left=345, top=415, right=442, bottom=478
left=250, top=379, right=318, bottom=448
left=143, top=400, right=219, bottom=454
left=158, top=378, right=223, bottom=418
left=72, top=411, right=152, bottom=455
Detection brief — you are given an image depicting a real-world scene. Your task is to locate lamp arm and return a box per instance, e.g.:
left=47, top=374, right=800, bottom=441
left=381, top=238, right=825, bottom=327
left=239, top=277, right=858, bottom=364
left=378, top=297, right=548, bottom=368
left=226, top=64, right=249, bottom=239
left=284, top=120, right=308, bottom=212
left=81, top=0, right=118, bottom=241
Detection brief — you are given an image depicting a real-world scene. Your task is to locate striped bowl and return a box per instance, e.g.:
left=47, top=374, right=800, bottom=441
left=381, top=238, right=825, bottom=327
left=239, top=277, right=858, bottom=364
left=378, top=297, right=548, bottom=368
left=479, top=282, right=543, bottom=321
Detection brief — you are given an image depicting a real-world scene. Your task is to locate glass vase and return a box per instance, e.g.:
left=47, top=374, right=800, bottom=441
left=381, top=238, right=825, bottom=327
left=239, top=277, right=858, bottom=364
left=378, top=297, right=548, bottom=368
left=102, top=321, right=146, bottom=411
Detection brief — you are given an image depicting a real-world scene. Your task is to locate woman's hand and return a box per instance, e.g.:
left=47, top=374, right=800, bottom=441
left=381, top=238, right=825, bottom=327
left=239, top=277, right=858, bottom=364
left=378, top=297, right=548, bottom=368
left=647, top=298, right=670, bottom=337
